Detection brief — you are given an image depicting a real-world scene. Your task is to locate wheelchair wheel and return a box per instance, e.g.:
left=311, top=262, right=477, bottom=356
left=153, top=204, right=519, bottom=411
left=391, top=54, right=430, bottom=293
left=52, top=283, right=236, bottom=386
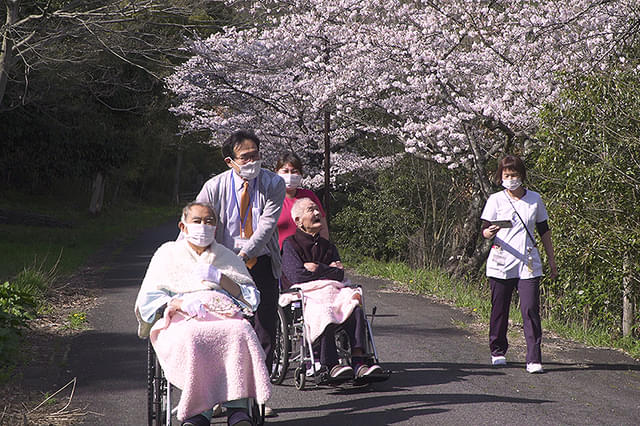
left=270, top=305, right=289, bottom=385
left=294, top=366, right=306, bottom=390
left=147, top=341, right=169, bottom=426
left=147, top=341, right=155, bottom=426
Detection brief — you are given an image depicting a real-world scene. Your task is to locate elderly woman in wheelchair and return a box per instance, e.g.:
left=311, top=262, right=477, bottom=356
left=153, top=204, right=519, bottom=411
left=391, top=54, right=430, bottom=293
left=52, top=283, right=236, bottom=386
left=135, top=202, right=271, bottom=426
left=278, top=197, right=387, bottom=385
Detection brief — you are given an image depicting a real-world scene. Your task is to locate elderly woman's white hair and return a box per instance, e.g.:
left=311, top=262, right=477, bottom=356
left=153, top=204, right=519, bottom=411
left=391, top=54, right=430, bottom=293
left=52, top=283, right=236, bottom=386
left=290, top=197, right=315, bottom=225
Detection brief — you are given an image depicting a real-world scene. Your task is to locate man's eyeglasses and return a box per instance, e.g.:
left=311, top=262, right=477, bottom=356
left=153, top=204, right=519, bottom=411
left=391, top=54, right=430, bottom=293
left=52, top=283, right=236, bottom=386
left=235, top=152, right=260, bottom=163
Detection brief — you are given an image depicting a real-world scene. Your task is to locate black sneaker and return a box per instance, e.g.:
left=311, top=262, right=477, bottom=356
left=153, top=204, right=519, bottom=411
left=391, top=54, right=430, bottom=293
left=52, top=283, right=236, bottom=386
left=182, top=413, right=210, bottom=426
left=330, top=364, right=355, bottom=380
left=354, top=363, right=389, bottom=384
left=227, top=408, right=254, bottom=426
left=316, top=364, right=354, bottom=384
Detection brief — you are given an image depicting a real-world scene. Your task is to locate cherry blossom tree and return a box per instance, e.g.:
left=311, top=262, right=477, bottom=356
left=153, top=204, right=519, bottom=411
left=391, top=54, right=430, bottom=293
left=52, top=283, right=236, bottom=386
left=348, top=0, right=638, bottom=274
left=167, top=0, right=638, bottom=272
left=165, top=0, right=403, bottom=210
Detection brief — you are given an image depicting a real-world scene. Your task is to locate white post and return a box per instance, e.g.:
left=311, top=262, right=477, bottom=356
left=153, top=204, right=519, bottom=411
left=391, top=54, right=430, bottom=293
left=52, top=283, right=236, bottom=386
left=622, top=253, right=634, bottom=337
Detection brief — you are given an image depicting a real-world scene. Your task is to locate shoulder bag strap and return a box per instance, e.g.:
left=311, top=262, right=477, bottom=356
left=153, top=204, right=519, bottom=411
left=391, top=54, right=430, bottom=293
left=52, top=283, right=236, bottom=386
left=504, top=191, right=537, bottom=248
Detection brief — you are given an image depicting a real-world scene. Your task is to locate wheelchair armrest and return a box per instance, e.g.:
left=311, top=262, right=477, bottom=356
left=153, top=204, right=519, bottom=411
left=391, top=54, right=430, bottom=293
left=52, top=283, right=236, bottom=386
left=343, top=283, right=361, bottom=289
left=152, top=304, right=167, bottom=321
left=281, top=287, right=301, bottom=294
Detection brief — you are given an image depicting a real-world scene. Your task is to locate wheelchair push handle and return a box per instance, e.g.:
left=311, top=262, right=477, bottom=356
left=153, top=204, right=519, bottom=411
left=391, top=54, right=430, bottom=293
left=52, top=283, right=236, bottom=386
left=369, top=306, right=377, bottom=327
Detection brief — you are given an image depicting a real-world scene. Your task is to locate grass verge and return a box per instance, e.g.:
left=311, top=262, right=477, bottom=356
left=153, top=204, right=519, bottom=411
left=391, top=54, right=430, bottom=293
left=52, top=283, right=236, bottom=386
left=341, top=249, right=640, bottom=360
left=0, top=193, right=178, bottom=367
left=1, top=192, right=180, bottom=423
left=0, top=196, right=179, bottom=282
left=542, top=318, right=640, bottom=359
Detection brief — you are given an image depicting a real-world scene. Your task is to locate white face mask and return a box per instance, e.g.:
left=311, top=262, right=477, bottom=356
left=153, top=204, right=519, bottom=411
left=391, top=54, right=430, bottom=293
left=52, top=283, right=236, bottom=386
left=502, top=178, right=522, bottom=191
left=231, top=159, right=262, bottom=181
left=183, top=223, right=216, bottom=247
left=279, top=172, right=302, bottom=189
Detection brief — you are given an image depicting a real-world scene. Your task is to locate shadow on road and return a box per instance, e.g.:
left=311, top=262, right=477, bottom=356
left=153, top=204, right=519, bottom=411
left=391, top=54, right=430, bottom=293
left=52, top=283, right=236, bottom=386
left=322, top=361, right=504, bottom=393
left=540, top=361, right=640, bottom=372
left=358, top=361, right=640, bottom=390
left=373, top=323, right=470, bottom=338
left=270, top=392, right=551, bottom=425
left=68, top=330, right=146, bottom=391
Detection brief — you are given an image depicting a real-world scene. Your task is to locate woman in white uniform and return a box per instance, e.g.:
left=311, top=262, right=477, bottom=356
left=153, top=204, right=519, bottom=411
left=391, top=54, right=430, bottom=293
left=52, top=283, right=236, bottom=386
left=481, top=155, right=558, bottom=373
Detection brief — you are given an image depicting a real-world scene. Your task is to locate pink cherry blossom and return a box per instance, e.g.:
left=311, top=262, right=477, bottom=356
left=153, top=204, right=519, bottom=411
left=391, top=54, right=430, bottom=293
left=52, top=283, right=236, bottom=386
left=167, top=0, right=635, bottom=185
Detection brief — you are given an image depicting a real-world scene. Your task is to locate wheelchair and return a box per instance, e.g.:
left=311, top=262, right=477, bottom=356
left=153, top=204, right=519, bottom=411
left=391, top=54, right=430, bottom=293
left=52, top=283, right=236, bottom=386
left=269, top=283, right=389, bottom=390
left=146, top=310, right=265, bottom=426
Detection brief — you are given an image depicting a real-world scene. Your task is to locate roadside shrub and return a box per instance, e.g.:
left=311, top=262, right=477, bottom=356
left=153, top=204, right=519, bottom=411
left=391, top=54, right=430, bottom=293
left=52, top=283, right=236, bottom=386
left=12, top=267, right=50, bottom=298
left=332, top=155, right=467, bottom=266
left=533, top=63, right=640, bottom=336
left=0, top=281, right=38, bottom=378
left=0, top=261, right=53, bottom=380
left=332, top=161, right=421, bottom=261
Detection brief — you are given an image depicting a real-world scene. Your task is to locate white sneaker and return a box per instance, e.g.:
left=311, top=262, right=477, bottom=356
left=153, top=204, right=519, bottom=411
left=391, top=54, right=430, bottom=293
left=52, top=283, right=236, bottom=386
left=526, top=363, right=544, bottom=373
left=491, top=355, right=507, bottom=366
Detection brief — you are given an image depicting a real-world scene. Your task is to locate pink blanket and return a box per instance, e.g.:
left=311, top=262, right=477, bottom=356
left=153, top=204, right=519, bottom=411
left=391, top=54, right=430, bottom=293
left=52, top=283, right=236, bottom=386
left=150, top=291, right=271, bottom=421
left=278, top=279, right=362, bottom=343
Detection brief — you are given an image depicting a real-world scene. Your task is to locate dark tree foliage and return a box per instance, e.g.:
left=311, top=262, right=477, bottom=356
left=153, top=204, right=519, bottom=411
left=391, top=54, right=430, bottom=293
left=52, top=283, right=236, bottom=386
left=532, top=61, right=640, bottom=335
left=0, top=1, right=232, bottom=201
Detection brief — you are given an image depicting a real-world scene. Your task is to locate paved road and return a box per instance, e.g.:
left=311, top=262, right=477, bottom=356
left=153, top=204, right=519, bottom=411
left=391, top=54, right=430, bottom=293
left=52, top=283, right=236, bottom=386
left=68, top=222, right=640, bottom=425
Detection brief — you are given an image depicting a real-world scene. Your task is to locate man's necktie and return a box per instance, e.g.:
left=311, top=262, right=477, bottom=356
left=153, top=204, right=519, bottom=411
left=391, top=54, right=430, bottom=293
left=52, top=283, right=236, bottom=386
left=240, top=181, right=257, bottom=268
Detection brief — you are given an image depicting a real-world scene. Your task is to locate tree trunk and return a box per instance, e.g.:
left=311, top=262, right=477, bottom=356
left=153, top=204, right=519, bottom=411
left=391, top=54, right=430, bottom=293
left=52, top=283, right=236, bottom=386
left=89, top=172, right=105, bottom=215
left=0, top=0, right=19, bottom=107
left=449, top=178, right=492, bottom=278
left=323, top=108, right=331, bottom=222
left=449, top=134, right=493, bottom=278
left=322, top=38, right=331, bottom=223
left=622, top=253, right=634, bottom=337
left=173, top=148, right=183, bottom=205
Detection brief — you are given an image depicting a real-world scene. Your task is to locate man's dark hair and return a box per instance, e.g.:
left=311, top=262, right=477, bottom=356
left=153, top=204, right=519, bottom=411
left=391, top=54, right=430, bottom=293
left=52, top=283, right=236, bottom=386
left=221, top=130, right=261, bottom=159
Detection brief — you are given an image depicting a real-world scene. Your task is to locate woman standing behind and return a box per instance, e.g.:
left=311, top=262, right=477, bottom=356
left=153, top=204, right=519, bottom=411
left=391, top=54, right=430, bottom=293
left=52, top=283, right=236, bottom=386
left=480, top=155, right=558, bottom=374
left=275, top=153, right=329, bottom=248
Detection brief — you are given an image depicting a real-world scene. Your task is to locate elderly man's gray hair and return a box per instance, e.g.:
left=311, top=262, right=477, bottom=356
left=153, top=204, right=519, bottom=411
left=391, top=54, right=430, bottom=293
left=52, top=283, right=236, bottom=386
left=290, top=197, right=315, bottom=224
left=181, top=201, right=217, bottom=223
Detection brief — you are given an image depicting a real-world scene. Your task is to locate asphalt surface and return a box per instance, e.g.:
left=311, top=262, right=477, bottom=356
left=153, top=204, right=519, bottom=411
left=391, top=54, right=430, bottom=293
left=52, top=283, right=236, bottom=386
left=67, top=222, right=640, bottom=425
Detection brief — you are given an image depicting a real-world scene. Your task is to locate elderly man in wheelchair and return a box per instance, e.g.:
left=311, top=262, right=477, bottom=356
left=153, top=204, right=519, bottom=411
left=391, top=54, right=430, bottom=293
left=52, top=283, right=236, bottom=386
left=135, top=202, right=271, bottom=426
left=279, top=197, right=388, bottom=385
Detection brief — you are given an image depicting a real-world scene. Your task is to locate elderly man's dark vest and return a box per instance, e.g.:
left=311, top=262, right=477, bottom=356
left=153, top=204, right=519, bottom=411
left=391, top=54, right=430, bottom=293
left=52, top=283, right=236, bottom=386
left=280, top=229, right=340, bottom=289
left=286, top=229, right=335, bottom=264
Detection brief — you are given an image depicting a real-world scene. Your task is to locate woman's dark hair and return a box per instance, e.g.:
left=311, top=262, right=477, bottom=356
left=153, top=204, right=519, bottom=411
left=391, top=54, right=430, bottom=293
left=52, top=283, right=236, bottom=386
left=221, top=130, right=261, bottom=159
left=494, top=155, right=527, bottom=185
left=275, top=152, right=304, bottom=175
